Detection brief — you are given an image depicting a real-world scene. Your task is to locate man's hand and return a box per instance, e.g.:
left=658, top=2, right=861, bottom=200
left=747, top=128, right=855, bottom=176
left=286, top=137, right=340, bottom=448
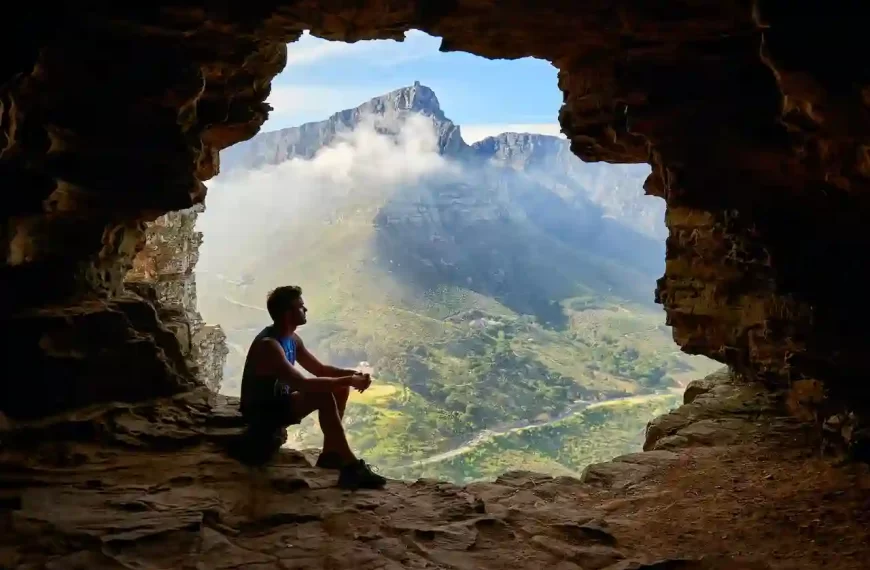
left=349, top=373, right=372, bottom=393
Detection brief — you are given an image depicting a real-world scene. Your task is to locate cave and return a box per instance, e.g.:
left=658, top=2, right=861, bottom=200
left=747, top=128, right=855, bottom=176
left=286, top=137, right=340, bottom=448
left=2, top=3, right=869, bottom=569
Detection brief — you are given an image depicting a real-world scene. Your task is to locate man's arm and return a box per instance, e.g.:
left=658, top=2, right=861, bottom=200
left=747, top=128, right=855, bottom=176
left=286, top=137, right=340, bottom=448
left=296, top=336, right=360, bottom=378
left=259, top=340, right=363, bottom=393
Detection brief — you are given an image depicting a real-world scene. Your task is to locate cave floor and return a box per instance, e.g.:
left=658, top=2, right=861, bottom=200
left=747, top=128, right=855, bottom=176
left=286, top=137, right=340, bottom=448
left=1, top=388, right=869, bottom=570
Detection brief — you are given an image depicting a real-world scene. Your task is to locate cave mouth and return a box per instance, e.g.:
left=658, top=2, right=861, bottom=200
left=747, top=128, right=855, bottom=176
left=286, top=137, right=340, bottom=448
left=3, top=3, right=868, bottom=463
left=181, top=30, right=721, bottom=484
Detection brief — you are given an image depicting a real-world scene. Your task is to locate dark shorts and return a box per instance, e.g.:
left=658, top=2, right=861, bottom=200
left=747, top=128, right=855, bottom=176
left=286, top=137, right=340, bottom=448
left=243, top=382, right=303, bottom=428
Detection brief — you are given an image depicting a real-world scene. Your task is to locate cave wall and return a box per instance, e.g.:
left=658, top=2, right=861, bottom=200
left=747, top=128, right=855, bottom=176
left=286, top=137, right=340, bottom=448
left=1, top=3, right=868, bottom=438
left=125, top=206, right=228, bottom=393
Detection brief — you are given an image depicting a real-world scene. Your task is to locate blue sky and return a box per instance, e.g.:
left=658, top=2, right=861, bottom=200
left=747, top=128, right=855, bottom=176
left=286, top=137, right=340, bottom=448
left=265, top=30, right=564, bottom=142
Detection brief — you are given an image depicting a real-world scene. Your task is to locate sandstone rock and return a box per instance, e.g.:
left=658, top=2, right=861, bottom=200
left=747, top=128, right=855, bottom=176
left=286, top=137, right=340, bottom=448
left=126, top=205, right=228, bottom=394
left=1, top=299, right=197, bottom=420
left=604, top=557, right=770, bottom=570
left=683, top=368, right=731, bottom=405
left=581, top=451, right=680, bottom=490
left=3, top=385, right=869, bottom=570
left=644, top=372, right=781, bottom=452
left=530, top=535, right=626, bottom=569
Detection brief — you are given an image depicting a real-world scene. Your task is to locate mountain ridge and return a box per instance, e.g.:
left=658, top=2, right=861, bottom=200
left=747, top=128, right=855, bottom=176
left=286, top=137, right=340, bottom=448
left=218, top=83, right=665, bottom=240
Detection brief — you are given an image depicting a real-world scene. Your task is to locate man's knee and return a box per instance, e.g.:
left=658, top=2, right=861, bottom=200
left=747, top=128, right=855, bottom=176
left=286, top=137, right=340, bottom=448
left=310, top=391, right=338, bottom=410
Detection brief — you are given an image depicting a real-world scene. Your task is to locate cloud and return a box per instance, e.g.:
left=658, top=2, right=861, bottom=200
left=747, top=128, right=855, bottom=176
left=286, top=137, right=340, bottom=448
left=460, top=123, right=565, bottom=143
left=198, top=114, right=453, bottom=273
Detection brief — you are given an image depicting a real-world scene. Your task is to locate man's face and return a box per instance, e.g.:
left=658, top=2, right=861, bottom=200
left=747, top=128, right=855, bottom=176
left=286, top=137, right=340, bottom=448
left=287, top=296, right=308, bottom=326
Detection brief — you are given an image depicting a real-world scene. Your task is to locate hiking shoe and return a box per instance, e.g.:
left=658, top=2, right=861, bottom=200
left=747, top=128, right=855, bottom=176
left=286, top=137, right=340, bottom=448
left=315, top=451, right=344, bottom=470
left=338, top=459, right=387, bottom=489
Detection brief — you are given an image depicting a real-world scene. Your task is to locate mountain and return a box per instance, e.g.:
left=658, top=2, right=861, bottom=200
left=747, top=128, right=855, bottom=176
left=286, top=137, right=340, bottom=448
left=220, top=82, right=662, bottom=240
left=220, top=82, right=466, bottom=170
left=197, top=83, right=719, bottom=482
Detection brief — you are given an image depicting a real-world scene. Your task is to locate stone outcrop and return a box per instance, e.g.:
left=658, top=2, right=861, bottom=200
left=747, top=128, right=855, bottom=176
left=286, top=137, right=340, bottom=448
left=126, top=206, right=228, bottom=393
left=3, top=370, right=868, bottom=569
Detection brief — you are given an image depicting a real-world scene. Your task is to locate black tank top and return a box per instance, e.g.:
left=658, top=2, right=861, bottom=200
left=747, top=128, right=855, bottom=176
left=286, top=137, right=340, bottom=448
left=239, top=326, right=297, bottom=417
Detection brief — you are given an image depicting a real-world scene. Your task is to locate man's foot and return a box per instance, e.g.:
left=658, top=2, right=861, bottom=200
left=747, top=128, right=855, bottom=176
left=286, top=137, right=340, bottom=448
left=315, top=451, right=345, bottom=470
left=338, top=459, right=387, bottom=489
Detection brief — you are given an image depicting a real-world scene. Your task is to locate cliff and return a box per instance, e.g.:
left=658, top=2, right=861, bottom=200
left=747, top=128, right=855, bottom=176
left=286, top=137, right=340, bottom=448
left=221, top=83, right=466, bottom=171
left=126, top=205, right=228, bottom=393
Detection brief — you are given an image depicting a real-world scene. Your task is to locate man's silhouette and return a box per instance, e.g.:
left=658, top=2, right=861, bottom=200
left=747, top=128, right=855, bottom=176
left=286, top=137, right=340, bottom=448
left=239, top=285, right=386, bottom=489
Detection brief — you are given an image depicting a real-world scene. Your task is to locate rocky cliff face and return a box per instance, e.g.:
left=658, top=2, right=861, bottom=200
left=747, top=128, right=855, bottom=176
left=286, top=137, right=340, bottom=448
left=221, top=82, right=466, bottom=172
left=126, top=206, right=228, bottom=393
left=471, top=133, right=664, bottom=240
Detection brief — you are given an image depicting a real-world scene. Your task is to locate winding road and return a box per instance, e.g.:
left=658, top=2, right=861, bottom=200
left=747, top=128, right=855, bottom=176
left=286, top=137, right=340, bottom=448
left=396, top=391, right=674, bottom=469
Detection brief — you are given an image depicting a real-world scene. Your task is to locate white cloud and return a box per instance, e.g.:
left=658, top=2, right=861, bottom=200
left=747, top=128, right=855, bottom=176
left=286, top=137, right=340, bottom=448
left=460, top=123, right=565, bottom=143
left=198, top=114, right=454, bottom=273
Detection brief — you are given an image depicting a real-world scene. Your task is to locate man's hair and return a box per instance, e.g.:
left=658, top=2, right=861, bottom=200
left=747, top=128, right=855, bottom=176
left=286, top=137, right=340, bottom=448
left=266, top=285, right=303, bottom=322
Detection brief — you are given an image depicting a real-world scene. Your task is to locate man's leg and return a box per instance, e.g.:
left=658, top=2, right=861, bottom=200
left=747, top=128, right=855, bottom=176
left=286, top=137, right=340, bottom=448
left=286, top=392, right=387, bottom=489
left=334, top=386, right=351, bottom=419
left=288, top=392, right=355, bottom=463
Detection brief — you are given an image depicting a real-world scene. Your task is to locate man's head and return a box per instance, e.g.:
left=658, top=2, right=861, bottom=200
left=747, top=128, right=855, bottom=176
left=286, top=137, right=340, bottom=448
left=266, top=285, right=307, bottom=328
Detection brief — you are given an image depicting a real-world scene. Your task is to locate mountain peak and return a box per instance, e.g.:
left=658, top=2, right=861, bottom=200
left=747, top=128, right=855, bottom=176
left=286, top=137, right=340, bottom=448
left=367, top=82, right=443, bottom=117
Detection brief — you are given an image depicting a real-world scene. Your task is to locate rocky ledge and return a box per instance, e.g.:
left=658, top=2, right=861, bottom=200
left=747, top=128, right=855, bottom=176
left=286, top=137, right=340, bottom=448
left=2, top=370, right=869, bottom=570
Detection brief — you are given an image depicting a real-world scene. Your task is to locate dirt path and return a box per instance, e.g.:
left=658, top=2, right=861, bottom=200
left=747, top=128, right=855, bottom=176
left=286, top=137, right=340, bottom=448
left=591, top=437, right=870, bottom=569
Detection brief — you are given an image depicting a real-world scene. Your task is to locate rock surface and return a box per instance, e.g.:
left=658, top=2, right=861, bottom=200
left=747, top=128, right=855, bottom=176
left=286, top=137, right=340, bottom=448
left=126, top=206, right=229, bottom=393
left=3, top=373, right=869, bottom=569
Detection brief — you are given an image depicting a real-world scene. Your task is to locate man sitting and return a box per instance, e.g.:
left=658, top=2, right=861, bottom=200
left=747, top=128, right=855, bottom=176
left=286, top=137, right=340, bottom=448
left=239, top=285, right=386, bottom=489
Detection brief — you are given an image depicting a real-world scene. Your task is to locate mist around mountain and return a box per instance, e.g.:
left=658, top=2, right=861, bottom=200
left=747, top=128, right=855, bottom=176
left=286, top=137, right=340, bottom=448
left=197, top=83, right=719, bottom=483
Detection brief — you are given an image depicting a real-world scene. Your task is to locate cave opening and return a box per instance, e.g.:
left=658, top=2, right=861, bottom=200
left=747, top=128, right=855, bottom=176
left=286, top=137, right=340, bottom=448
left=4, top=4, right=870, bottom=567
left=184, top=30, right=720, bottom=484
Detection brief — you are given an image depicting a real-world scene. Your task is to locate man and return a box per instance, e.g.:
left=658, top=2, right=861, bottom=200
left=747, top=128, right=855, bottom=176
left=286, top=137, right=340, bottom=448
left=239, top=285, right=386, bottom=489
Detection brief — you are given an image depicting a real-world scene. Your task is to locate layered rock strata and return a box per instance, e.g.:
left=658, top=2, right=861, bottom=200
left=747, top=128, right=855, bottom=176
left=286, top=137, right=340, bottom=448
left=125, top=206, right=228, bottom=393
left=2, top=369, right=868, bottom=569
